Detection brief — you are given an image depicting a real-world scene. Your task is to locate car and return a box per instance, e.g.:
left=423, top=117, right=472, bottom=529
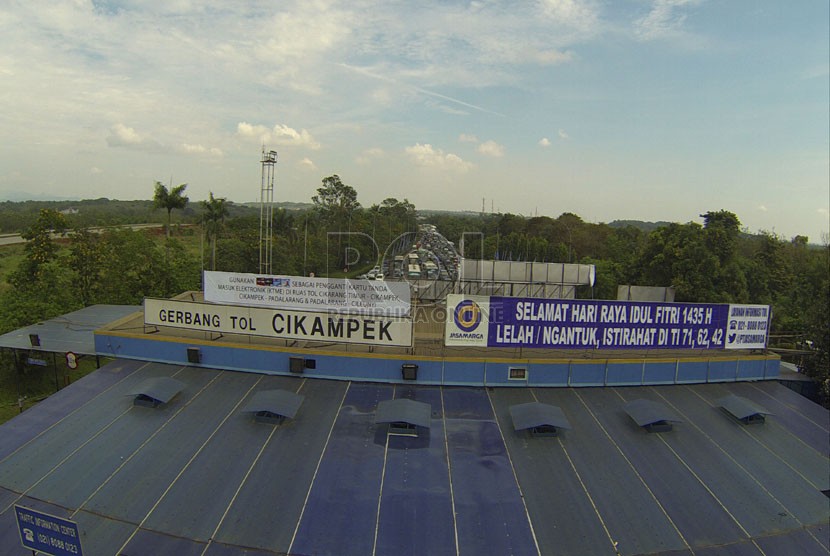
left=376, top=274, right=384, bottom=281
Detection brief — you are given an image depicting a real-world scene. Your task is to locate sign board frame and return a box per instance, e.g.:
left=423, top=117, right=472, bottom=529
left=445, top=295, right=770, bottom=351
left=15, top=505, right=83, bottom=556
left=203, top=271, right=411, bottom=316
left=145, top=298, right=413, bottom=348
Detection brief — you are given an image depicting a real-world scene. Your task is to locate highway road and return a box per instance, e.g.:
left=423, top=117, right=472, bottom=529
left=0, top=223, right=166, bottom=247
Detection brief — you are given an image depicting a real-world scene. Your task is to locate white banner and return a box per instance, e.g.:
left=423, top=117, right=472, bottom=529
left=724, top=304, right=770, bottom=350
left=445, top=294, right=490, bottom=347
left=145, top=298, right=413, bottom=347
left=203, top=271, right=411, bottom=315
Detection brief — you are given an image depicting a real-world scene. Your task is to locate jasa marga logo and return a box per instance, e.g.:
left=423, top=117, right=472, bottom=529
left=450, top=299, right=485, bottom=339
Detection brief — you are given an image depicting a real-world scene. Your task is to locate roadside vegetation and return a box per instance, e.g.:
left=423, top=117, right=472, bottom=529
left=0, top=176, right=827, bottom=420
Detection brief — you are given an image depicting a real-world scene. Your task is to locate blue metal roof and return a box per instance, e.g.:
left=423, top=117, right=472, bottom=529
left=0, top=361, right=826, bottom=555
left=0, top=304, right=139, bottom=355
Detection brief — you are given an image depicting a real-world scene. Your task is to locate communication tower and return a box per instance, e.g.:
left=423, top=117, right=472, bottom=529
left=259, top=148, right=277, bottom=274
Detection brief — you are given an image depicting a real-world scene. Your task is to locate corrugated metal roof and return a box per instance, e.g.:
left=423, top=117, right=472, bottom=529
left=0, top=305, right=139, bottom=355
left=0, top=362, right=826, bottom=555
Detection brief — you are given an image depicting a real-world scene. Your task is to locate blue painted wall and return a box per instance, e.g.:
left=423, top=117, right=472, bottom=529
left=96, top=332, right=779, bottom=388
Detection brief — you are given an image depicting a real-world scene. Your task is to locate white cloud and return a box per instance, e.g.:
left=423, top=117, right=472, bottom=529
left=818, top=208, right=828, bottom=216
left=527, top=49, right=574, bottom=65
left=356, top=148, right=384, bottom=165
left=298, top=157, right=317, bottom=171
left=477, top=140, right=505, bottom=157
left=106, top=123, right=163, bottom=152
left=539, top=137, right=551, bottom=147
left=106, top=124, right=222, bottom=156
left=634, top=0, right=699, bottom=41
left=405, top=143, right=473, bottom=173
left=236, top=122, right=321, bottom=150
left=558, top=129, right=569, bottom=140
left=757, top=205, right=768, bottom=212
left=178, top=144, right=223, bottom=157
left=459, top=134, right=479, bottom=143
left=108, top=123, right=142, bottom=146
left=90, top=167, right=102, bottom=175
left=539, top=0, right=600, bottom=33
left=236, top=122, right=271, bottom=142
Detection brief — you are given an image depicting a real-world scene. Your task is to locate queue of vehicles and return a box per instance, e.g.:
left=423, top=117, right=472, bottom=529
left=382, top=224, right=461, bottom=282
left=355, top=224, right=460, bottom=282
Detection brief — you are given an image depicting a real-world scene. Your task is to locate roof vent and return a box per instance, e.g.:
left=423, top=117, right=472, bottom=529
left=243, top=389, right=305, bottom=425
left=289, top=356, right=314, bottom=374
left=718, top=394, right=772, bottom=425
left=375, top=398, right=432, bottom=437
left=509, top=402, right=571, bottom=437
left=187, top=347, right=201, bottom=364
left=624, top=398, right=681, bottom=433
left=401, top=364, right=418, bottom=381
left=130, top=377, right=185, bottom=408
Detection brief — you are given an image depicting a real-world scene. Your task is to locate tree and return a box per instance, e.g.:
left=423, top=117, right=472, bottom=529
left=632, top=222, right=719, bottom=302
left=701, top=210, right=741, bottom=264
left=312, top=175, right=361, bottom=270
left=153, top=181, right=189, bottom=238
left=312, top=175, right=360, bottom=224
left=69, top=227, right=105, bottom=306
left=10, top=209, right=68, bottom=287
left=201, top=192, right=229, bottom=270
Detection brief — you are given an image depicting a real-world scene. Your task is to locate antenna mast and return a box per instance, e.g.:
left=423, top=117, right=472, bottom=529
left=259, top=148, right=277, bottom=274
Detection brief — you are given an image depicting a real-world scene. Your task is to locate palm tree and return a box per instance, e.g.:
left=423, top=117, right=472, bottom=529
left=153, top=181, right=189, bottom=239
left=201, top=192, right=229, bottom=270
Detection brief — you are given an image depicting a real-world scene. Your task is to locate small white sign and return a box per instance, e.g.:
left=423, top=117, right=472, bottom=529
left=444, top=294, right=490, bottom=347
left=724, top=304, right=770, bottom=350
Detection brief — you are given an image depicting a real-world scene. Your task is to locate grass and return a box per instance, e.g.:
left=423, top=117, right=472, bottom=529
left=0, top=243, right=25, bottom=295
left=0, top=354, right=111, bottom=425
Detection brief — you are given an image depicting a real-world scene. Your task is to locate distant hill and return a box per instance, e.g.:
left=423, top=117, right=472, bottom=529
left=0, top=190, right=79, bottom=202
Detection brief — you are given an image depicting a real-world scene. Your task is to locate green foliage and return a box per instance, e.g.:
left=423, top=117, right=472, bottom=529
left=0, top=227, right=200, bottom=336
left=797, top=245, right=829, bottom=401
left=10, top=209, right=69, bottom=287
left=201, top=192, right=229, bottom=270
left=312, top=175, right=360, bottom=224
left=153, top=181, right=189, bottom=238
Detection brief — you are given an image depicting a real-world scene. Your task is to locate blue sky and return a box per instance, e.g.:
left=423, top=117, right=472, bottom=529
left=1, top=0, right=827, bottom=241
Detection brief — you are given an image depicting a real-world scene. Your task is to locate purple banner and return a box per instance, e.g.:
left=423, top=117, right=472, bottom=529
left=488, top=297, right=731, bottom=350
